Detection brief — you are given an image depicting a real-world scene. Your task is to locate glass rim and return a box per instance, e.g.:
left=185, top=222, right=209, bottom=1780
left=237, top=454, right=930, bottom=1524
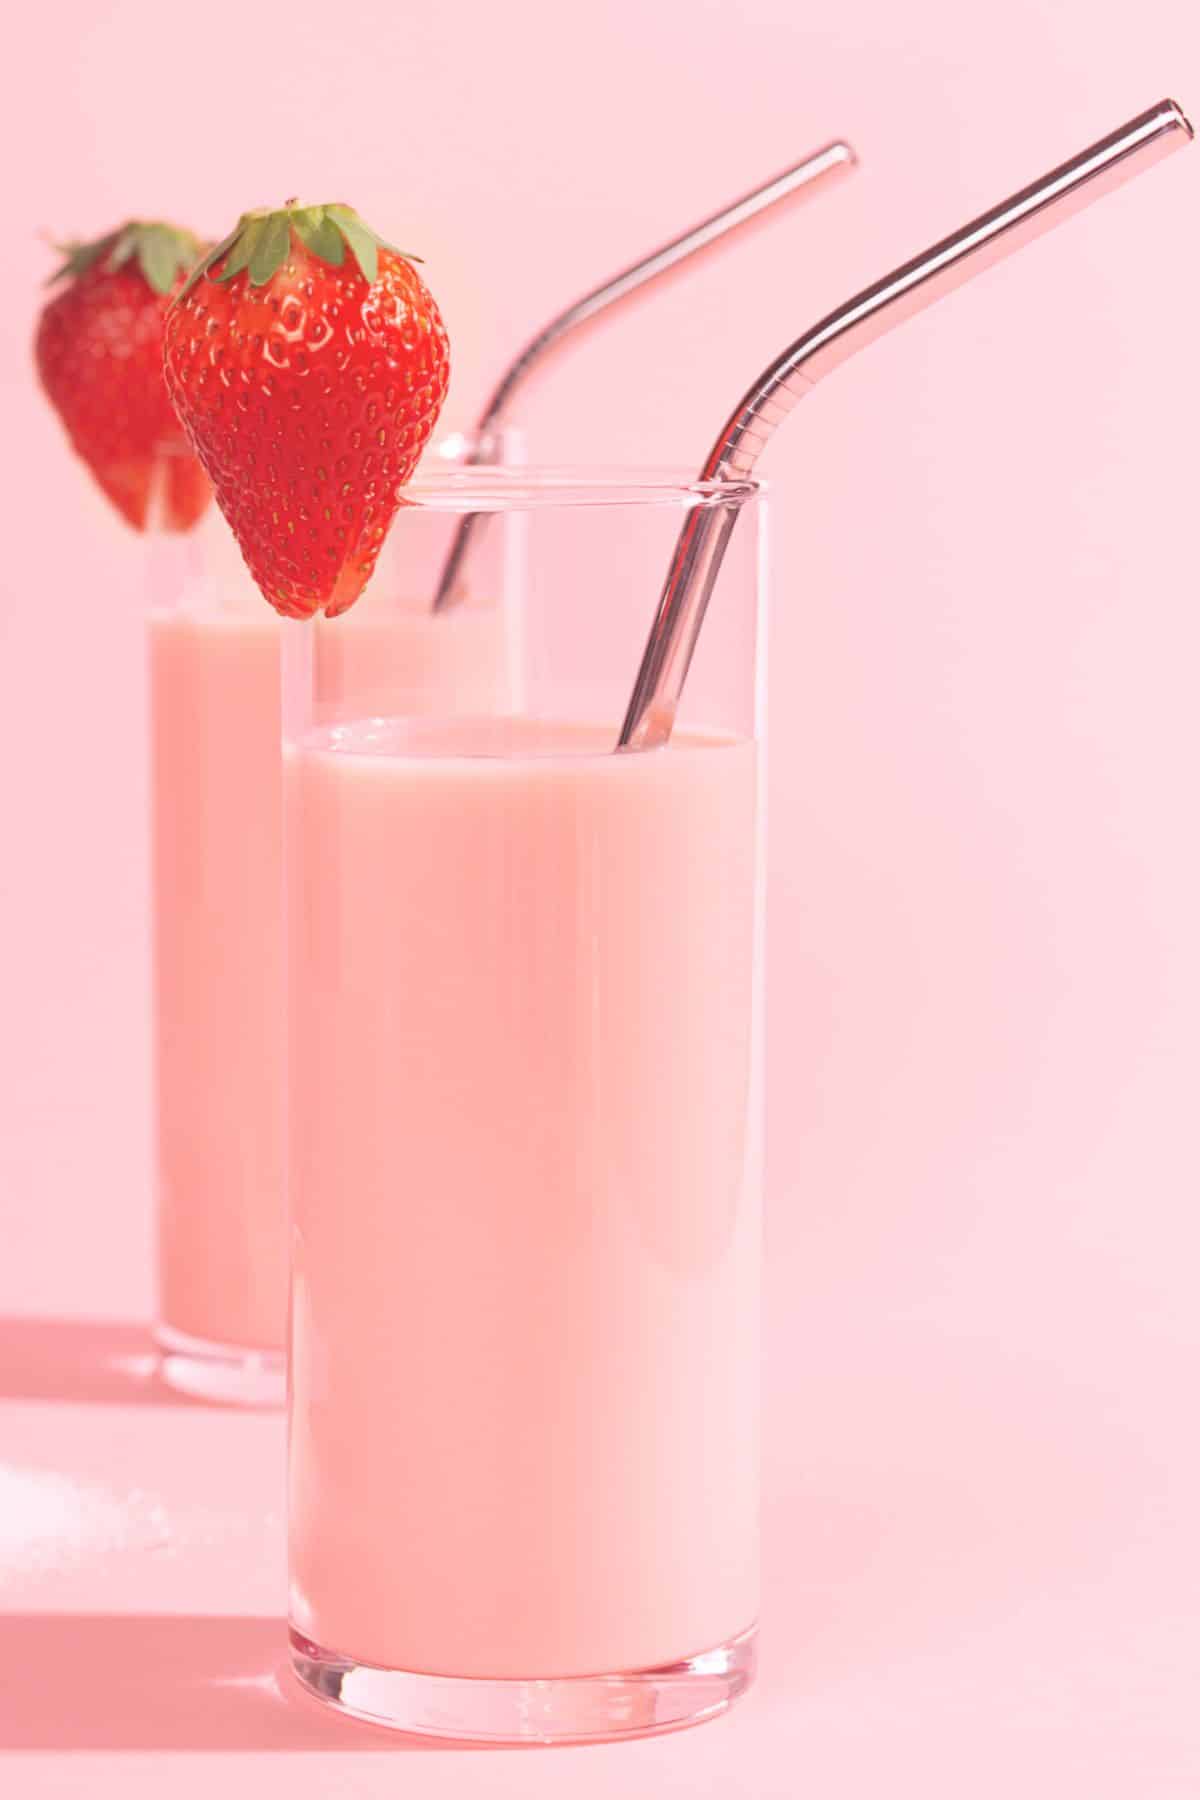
left=152, top=427, right=763, bottom=513
left=151, top=437, right=764, bottom=511
left=394, top=460, right=764, bottom=515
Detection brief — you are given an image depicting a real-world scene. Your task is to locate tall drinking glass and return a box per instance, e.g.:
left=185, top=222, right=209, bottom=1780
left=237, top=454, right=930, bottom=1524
left=148, top=436, right=514, bottom=1405
left=284, top=465, right=767, bottom=1741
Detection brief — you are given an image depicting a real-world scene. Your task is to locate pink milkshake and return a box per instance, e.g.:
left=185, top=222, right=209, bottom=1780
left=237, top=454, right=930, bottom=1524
left=287, top=715, right=763, bottom=1732
left=283, top=468, right=765, bottom=1738
left=150, top=572, right=511, bottom=1402
left=150, top=599, right=287, bottom=1388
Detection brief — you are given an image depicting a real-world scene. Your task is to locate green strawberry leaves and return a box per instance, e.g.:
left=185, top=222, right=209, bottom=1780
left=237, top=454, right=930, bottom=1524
left=46, top=221, right=205, bottom=296
left=44, top=232, right=120, bottom=286
left=139, top=225, right=192, bottom=295
left=212, top=221, right=261, bottom=288
left=292, top=208, right=345, bottom=265
left=326, top=205, right=379, bottom=286
left=172, top=201, right=421, bottom=304
left=250, top=213, right=292, bottom=286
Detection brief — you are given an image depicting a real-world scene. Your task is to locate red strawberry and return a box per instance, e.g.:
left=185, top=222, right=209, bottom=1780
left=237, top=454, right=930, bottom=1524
left=163, top=201, right=450, bottom=619
left=35, top=222, right=212, bottom=532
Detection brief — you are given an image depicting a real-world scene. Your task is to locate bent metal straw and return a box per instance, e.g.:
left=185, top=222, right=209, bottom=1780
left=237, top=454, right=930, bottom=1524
left=431, top=139, right=857, bottom=609
left=619, top=98, right=1193, bottom=752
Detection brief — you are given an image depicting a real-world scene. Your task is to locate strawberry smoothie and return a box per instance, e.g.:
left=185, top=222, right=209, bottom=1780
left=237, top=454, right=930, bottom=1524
left=150, top=599, right=286, bottom=1369
left=286, top=715, right=763, bottom=1690
left=150, top=594, right=511, bottom=1395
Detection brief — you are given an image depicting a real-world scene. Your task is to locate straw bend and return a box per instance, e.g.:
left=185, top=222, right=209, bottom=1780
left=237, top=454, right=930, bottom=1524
left=431, top=138, right=858, bottom=609
left=619, top=98, right=1193, bottom=750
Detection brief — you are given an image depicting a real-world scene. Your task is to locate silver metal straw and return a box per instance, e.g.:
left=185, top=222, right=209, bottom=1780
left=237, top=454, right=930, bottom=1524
left=431, top=139, right=857, bottom=609
left=619, top=98, right=1193, bottom=751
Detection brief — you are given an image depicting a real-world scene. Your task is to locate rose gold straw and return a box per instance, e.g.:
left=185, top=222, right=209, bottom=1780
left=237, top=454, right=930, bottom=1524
left=431, top=139, right=857, bottom=609
left=619, top=98, right=1193, bottom=751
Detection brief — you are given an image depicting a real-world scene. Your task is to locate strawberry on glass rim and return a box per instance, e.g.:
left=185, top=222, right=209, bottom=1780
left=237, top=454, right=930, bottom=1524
left=163, top=200, right=450, bottom=620
left=35, top=220, right=213, bottom=533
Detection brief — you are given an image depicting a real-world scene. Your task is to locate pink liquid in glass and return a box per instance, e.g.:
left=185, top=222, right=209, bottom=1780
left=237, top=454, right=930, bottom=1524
left=150, top=602, right=511, bottom=1363
left=287, top=716, right=762, bottom=1678
left=150, top=604, right=287, bottom=1352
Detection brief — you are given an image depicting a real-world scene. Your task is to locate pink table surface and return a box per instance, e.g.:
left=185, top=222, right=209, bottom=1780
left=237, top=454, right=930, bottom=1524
left=2, top=1223, right=1197, bottom=1796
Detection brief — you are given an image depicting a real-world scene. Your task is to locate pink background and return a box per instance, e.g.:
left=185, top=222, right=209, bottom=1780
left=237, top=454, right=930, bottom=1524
left=1, top=0, right=1198, bottom=1792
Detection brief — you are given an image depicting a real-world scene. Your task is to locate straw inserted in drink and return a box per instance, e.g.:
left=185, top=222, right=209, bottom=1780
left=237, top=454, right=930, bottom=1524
left=619, top=98, right=1193, bottom=752
left=431, top=138, right=857, bottom=609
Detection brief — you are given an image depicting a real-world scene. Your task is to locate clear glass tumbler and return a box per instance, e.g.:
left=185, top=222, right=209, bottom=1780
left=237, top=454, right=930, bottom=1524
left=284, top=465, right=767, bottom=1742
left=148, top=503, right=286, bottom=1404
left=148, top=436, right=513, bottom=1405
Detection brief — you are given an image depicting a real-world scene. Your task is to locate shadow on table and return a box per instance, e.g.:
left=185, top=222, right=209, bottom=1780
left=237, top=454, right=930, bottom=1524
left=0, top=1317, right=255, bottom=1409
left=0, top=1614, right=473, bottom=1751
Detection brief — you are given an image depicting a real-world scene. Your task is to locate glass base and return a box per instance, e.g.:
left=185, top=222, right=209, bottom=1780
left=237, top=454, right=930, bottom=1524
left=154, top=1321, right=285, bottom=1408
left=289, top=1622, right=756, bottom=1744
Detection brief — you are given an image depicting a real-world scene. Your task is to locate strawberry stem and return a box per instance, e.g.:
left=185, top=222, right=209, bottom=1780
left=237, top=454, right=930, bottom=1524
left=44, top=221, right=205, bottom=296
left=172, top=202, right=423, bottom=304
